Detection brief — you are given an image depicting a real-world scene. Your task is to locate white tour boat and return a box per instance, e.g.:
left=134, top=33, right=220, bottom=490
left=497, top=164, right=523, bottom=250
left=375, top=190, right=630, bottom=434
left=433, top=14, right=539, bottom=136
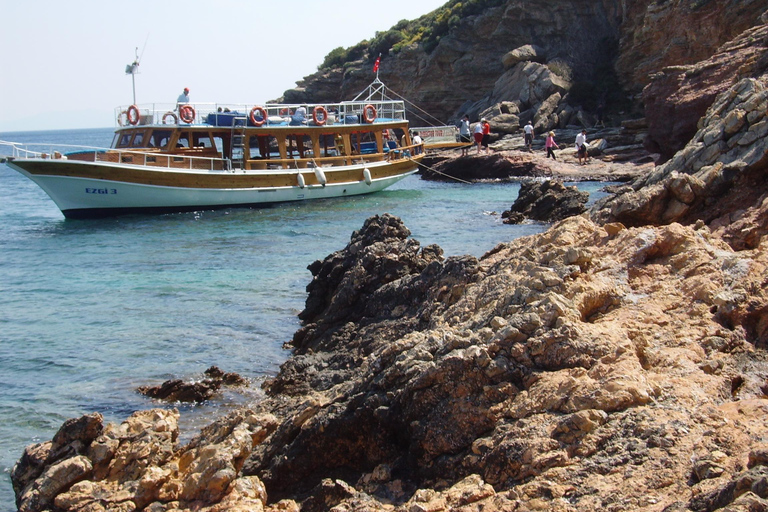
left=2, top=80, right=429, bottom=219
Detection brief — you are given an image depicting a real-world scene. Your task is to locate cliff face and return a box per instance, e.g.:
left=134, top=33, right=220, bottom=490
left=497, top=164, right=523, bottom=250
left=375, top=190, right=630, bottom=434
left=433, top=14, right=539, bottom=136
left=11, top=5, right=768, bottom=512
left=616, top=0, right=768, bottom=96
left=285, top=0, right=629, bottom=122
left=282, top=0, right=766, bottom=128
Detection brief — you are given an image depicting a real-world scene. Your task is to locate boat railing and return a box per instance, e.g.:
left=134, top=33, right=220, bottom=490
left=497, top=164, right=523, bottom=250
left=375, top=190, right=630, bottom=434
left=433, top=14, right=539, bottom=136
left=114, top=99, right=407, bottom=128
left=0, top=140, right=229, bottom=172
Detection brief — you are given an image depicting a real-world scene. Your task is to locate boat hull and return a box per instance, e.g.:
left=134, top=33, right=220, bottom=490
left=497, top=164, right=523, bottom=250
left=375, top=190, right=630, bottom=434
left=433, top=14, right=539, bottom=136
left=6, top=158, right=419, bottom=219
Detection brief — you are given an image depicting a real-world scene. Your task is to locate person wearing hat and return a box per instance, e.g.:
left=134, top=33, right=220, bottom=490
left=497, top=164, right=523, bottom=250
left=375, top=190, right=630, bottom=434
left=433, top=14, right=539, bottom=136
left=176, top=87, right=190, bottom=107
left=545, top=131, right=559, bottom=160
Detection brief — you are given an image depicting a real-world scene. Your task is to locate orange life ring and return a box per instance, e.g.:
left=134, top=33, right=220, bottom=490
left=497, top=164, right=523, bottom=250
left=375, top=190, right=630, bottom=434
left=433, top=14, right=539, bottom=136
left=312, top=105, right=328, bottom=126
left=127, top=105, right=140, bottom=125
left=279, top=108, right=289, bottom=116
left=250, top=106, right=267, bottom=126
left=363, top=104, right=377, bottom=124
left=179, top=104, right=195, bottom=123
left=162, top=111, right=178, bottom=124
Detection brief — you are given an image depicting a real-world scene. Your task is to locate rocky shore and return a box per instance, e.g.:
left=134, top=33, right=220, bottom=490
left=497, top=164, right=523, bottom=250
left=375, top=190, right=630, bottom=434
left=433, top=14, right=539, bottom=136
left=11, top=6, right=768, bottom=512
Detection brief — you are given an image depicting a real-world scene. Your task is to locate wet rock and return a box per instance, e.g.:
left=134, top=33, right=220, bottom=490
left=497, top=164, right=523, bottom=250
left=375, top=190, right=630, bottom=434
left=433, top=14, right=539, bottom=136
left=502, top=180, right=589, bottom=224
left=137, top=366, right=247, bottom=403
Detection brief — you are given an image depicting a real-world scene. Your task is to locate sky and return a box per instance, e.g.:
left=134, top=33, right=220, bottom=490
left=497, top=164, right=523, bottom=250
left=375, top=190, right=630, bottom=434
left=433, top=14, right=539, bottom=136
left=0, top=0, right=448, bottom=132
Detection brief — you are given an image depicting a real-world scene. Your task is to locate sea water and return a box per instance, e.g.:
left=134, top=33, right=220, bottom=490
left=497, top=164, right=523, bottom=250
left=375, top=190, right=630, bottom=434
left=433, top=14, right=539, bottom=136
left=0, top=127, right=611, bottom=511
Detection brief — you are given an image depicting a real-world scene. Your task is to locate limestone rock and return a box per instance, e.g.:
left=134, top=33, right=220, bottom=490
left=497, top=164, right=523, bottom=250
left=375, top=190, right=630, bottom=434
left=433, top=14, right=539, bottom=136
left=502, top=44, right=547, bottom=68
left=642, top=20, right=768, bottom=162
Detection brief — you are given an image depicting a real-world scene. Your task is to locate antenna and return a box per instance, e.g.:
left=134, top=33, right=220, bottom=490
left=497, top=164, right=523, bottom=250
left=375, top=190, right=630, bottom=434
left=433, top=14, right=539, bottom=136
left=125, top=47, right=140, bottom=105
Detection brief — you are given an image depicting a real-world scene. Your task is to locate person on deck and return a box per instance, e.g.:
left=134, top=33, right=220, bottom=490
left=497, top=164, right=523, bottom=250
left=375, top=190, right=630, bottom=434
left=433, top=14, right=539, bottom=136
left=176, top=87, right=190, bottom=108
left=412, top=132, right=423, bottom=155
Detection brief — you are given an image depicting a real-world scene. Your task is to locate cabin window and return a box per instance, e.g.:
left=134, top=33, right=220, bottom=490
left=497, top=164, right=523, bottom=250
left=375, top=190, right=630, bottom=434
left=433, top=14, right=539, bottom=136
left=117, top=132, right=133, bottom=148
left=149, top=130, right=172, bottom=149
left=131, top=132, right=145, bottom=147
left=350, top=130, right=377, bottom=155
left=176, top=132, right=190, bottom=149
left=193, top=133, right=213, bottom=149
left=212, top=136, right=224, bottom=154
left=320, top=133, right=338, bottom=156
left=286, top=134, right=312, bottom=159
left=248, top=135, right=278, bottom=159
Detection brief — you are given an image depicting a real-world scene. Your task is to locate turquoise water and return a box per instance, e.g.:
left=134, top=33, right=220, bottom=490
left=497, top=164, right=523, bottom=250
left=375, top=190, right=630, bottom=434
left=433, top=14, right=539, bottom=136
left=0, top=127, right=611, bottom=510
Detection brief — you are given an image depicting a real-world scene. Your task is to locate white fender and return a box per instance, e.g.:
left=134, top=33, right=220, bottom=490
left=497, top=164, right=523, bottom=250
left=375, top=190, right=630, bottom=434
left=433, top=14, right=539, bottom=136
left=314, top=167, right=327, bottom=186
left=297, top=172, right=306, bottom=188
left=363, top=167, right=372, bottom=186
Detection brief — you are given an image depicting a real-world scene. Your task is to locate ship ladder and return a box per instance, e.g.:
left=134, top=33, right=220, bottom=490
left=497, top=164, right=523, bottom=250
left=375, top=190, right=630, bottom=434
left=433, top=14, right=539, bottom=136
left=230, top=116, right=248, bottom=171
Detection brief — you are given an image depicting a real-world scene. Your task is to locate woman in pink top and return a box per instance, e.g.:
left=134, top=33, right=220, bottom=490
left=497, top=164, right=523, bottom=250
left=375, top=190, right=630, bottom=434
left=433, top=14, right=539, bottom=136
left=545, top=131, right=559, bottom=160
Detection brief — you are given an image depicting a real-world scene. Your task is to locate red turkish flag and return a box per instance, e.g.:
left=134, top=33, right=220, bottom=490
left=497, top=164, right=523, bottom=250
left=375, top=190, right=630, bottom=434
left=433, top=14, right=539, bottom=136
left=373, top=55, right=381, bottom=73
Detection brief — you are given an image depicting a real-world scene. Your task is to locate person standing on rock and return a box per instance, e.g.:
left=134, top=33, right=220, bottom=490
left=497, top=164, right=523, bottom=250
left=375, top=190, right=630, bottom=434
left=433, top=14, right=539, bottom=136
left=459, top=115, right=471, bottom=156
left=473, top=120, right=484, bottom=154
left=481, top=119, right=491, bottom=153
left=575, top=129, right=589, bottom=165
left=523, top=120, right=534, bottom=151
left=545, top=131, right=559, bottom=159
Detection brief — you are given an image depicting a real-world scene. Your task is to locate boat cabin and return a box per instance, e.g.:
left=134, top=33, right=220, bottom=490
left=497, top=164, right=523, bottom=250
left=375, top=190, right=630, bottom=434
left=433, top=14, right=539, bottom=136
left=86, top=99, right=420, bottom=172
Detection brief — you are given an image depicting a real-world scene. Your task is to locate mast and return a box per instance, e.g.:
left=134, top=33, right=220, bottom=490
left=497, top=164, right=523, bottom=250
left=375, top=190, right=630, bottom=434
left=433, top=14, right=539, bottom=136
left=125, top=47, right=140, bottom=105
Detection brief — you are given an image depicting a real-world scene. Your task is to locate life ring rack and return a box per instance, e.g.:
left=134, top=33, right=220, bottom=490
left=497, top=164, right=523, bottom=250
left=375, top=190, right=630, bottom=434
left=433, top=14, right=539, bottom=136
left=250, top=106, right=267, bottom=127
left=312, top=105, right=328, bottom=126
left=162, top=111, right=178, bottom=124
left=179, top=104, right=196, bottom=124
left=126, top=105, right=141, bottom=126
left=363, top=104, right=377, bottom=124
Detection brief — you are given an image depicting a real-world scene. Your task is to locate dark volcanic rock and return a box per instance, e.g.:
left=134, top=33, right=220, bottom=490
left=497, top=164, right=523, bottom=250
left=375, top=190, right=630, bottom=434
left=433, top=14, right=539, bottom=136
left=502, top=180, right=589, bottom=224
left=137, top=366, right=247, bottom=403
left=420, top=153, right=544, bottom=182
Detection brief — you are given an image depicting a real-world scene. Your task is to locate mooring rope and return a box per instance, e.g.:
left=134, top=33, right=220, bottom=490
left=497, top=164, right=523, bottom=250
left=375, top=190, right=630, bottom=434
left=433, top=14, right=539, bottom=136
left=407, top=155, right=473, bottom=184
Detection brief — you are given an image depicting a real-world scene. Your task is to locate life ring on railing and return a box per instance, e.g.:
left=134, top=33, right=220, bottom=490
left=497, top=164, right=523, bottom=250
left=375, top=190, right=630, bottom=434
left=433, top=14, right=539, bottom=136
left=179, top=104, right=195, bottom=123
left=312, top=105, right=328, bottom=126
left=162, top=111, right=178, bottom=124
left=279, top=108, right=289, bottom=116
left=249, top=106, right=267, bottom=126
left=363, top=104, right=377, bottom=124
left=126, top=105, right=141, bottom=125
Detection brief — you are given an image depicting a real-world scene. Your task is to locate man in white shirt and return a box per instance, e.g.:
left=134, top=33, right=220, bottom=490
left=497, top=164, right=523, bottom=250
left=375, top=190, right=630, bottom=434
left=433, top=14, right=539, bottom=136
left=412, top=132, right=423, bottom=155
left=523, top=121, right=534, bottom=151
left=575, top=130, right=589, bottom=165
left=176, top=87, right=190, bottom=108
left=459, top=115, right=471, bottom=156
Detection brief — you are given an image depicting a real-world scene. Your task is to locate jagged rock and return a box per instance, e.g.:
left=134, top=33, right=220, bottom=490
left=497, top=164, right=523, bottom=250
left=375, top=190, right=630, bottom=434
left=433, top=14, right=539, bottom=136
left=642, top=19, right=768, bottom=162
left=137, top=366, right=247, bottom=403
left=14, top=408, right=278, bottom=512
left=502, top=44, right=547, bottom=68
left=502, top=180, right=589, bottom=224
left=616, top=0, right=768, bottom=97
left=420, top=153, right=544, bottom=182
left=592, top=71, right=768, bottom=250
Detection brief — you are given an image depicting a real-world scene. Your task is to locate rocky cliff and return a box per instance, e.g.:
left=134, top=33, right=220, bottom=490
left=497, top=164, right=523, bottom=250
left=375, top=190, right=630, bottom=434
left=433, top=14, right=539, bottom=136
left=11, top=5, right=768, bottom=512
left=282, top=0, right=766, bottom=135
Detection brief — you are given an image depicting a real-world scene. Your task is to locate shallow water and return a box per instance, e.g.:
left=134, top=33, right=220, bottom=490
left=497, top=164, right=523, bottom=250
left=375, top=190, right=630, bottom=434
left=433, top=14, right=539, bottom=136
left=0, top=127, right=612, bottom=510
